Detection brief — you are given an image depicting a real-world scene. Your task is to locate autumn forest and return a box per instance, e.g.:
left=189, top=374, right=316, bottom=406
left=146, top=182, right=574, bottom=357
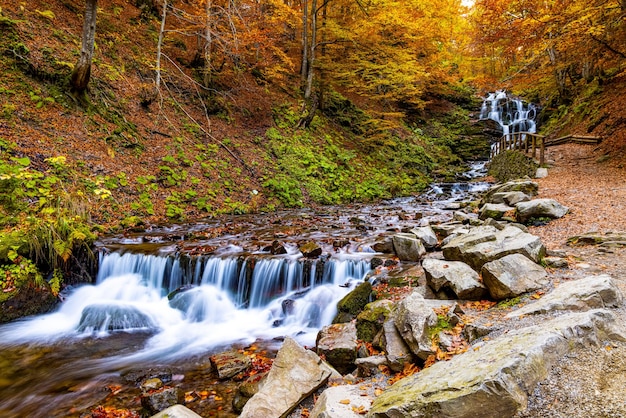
left=1, top=0, right=625, bottom=305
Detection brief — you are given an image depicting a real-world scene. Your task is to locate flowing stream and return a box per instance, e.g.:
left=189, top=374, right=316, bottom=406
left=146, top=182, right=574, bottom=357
left=0, top=164, right=489, bottom=417
left=480, top=90, right=537, bottom=136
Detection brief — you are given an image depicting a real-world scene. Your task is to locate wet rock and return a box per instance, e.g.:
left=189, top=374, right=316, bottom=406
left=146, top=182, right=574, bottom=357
left=392, top=233, right=426, bottom=261
left=410, top=225, right=438, bottom=249
left=392, top=291, right=437, bottom=360
left=422, top=258, right=487, bottom=300
left=141, top=386, right=184, bottom=415
left=317, top=322, right=358, bottom=375
left=267, top=240, right=287, bottom=255
left=239, top=337, right=334, bottom=418
left=507, top=275, right=624, bottom=318
left=141, top=378, right=164, bottom=391
left=453, top=211, right=475, bottom=224
left=123, top=369, right=173, bottom=385
left=210, top=349, right=252, bottom=380
left=481, top=254, right=549, bottom=300
left=311, top=384, right=374, bottom=418
left=232, top=373, right=267, bottom=413
left=431, top=222, right=464, bottom=239
left=77, top=303, right=155, bottom=332
left=0, top=280, right=57, bottom=323
left=333, top=239, right=350, bottom=249
left=300, top=241, right=323, bottom=258
left=515, top=198, right=569, bottom=223
left=150, top=405, right=202, bottom=418
left=369, top=310, right=626, bottom=418
left=370, top=257, right=384, bottom=269
left=372, top=239, right=394, bottom=254
left=334, top=281, right=373, bottom=323
left=356, top=299, right=394, bottom=342
left=479, top=203, right=515, bottom=220
left=442, top=225, right=545, bottom=271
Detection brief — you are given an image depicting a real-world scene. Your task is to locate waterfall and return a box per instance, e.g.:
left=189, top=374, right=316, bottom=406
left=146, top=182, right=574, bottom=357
left=2, top=250, right=372, bottom=358
left=480, top=90, right=537, bottom=136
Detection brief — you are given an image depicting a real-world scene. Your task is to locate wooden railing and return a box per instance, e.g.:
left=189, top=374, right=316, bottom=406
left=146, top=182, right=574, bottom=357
left=490, top=132, right=547, bottom=164
left=490, top=132, right=602, bottom=165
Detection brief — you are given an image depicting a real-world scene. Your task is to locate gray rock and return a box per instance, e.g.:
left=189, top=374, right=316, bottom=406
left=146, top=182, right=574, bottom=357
left=355, top=355, right=387, bottom=377
left=543, top=256, right=569, bottom=268
left=481, top=254, right=549, bottom=300
left=515, top=198, right=569, bottom=223
left=410, top=225, right=439, bottom=249
left=489, top=191, right=531, bottom=206
left=507, top=275, right=624, bottom=318
left=431, top=222, right=465, bottom=239
left=392, top=291, right=437, bottom=360
left=368, top=310, right=626, bottom=418
left=210, top=349, right=251, bottom=380
left=392, top=233, right=426, bottom=261
left=232, top=374, right=267, bottom=413
left=422, top=258, right=487, bottom=300
left=482, top=180, right=539, bottom=205
left=240, top=337, right=334, bottom=418
left=535, top=167, right=548, bottom=178
left=334, top=281, right=373, bottom=323
left=479, top=203, right=515, bottom=220
left=317, top=321, right=358, bottom=375
left=311, top=384, right=373, bottom=418
left=381, top=319, right=413, bottom=372
left=442, top=225, right=545, bottom=271
left=150, top=405, right=203, bottom=418
left=372, top=239, right=394, bottom=254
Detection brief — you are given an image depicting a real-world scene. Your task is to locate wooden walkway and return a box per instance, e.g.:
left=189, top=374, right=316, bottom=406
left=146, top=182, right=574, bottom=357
left=490, top=132, right=602, bottom=164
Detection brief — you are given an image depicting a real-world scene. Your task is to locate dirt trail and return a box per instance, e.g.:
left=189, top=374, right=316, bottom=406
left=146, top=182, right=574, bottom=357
left=515, top=143, right=626, bottom=417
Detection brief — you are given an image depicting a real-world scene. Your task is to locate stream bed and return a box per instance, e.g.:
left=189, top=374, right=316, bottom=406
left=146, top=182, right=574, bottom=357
left=0, top=164, right=490, bottom=417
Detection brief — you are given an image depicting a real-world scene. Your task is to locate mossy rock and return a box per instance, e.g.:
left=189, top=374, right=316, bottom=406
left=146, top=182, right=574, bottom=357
left=333, top=281, right=373, bottom=323
left=488, top=150, right=539, bottom=182
left=356, top=299, right=394, bottom=342
left=0, top=281, right=57, bottom=323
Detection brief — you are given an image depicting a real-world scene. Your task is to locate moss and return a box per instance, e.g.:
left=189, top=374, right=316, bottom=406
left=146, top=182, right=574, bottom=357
left=334, top=281, right=373, bottom=322
left=488, top=150, right=538, bottom=182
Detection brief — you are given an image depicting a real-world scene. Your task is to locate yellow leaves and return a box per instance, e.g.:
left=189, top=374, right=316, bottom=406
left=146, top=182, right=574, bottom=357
left=339, top=399, right=351, bottom=405
left=35, top=9, right=55, bottom=20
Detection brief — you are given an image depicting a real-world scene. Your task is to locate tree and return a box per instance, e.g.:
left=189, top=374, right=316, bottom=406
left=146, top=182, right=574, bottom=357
left=70, top=0, right=98, bottom=94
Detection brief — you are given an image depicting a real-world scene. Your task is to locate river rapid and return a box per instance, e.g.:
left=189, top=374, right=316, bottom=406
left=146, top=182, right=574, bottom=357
left=0, top=163, right=489, bottom=417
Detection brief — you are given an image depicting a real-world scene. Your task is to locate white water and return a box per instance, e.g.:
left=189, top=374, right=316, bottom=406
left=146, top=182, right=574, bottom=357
left=480, top=90, right=537, bottom=136
left=1, top=251, right=371, bottom=360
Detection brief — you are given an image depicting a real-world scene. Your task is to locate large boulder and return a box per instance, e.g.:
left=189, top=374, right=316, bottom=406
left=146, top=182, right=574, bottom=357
left=422, top=258, right=487, bottom=300
left=392, top=233, right=426, bottom=261
left=240, top=337, right=334, bottom=418
left=392, top=291, right=437, bottom=360
left=507, top=274, right=624, bottom=317
left=481, top=254, right=549, bottom=300
left=141, top=386, right=184, bottom=415
left=442, top=225, right=545, bottom=271
left=316, top=322, right=358, bottom=375
left=515, top=198, right=569, bottom=223
left=77, top=303, right=155, bottom=332
left=368, top=309, right=626, bottom=418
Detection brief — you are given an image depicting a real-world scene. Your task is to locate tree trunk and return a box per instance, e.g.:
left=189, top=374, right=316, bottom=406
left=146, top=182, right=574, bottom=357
left=155, top=0, right=168, bottom=89
left=303, top=0, right=317, bottom=100
left=301, top=0, right=308, bottom=86
left=204, top=0, right=213, bottom=87
left=70, top=0, right=98, bottom=94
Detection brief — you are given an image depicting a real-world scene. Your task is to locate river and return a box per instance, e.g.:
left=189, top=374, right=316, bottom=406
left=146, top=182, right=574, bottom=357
left=0, top=163, right=489, bottom=417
